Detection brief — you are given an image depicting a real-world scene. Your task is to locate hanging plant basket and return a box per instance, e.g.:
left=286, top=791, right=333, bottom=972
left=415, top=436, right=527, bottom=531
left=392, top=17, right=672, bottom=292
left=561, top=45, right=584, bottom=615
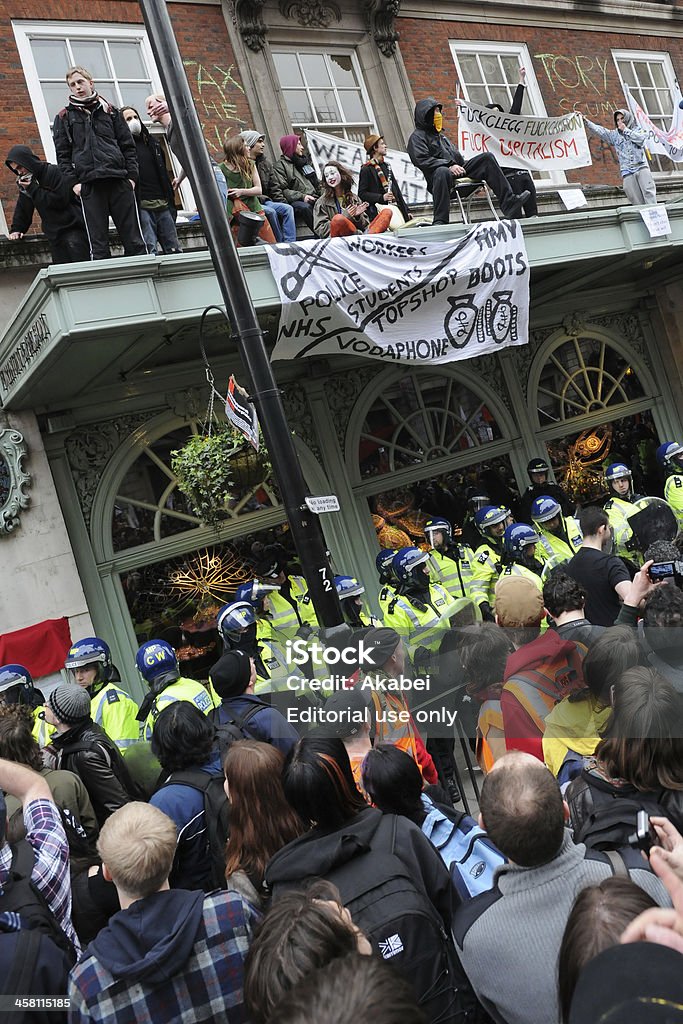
left=171, top=426, right=271, bottom=527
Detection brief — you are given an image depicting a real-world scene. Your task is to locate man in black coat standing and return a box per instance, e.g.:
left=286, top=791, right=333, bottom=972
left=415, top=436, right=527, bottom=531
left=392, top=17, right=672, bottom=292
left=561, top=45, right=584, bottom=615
left=407, top=96, right=529, bottom=224
left=6, top=145, right=89, bottom=263
left=358, top=134, right=411, bottom=222
left=53, top=65, right=146, bottom=259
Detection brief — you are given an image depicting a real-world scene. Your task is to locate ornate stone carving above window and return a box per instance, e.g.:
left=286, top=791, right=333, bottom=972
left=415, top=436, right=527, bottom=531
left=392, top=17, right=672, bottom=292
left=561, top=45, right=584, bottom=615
left=0, top=428, right=31, bottom=535
left=278, top=0, right=342, bottom=28
left=363, top=0, right=402, bottom=58
left=230, top=0, right=268, bottom=53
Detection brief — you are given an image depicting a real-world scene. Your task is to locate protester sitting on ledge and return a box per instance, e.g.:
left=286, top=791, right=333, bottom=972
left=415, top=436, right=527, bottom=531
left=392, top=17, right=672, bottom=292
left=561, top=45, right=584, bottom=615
left=358, top=134, right=411, bottom=223
left=221, top=135, right=275, bottom=245
left=313, top=161, right=392, bottom=238
left=271, top=135, right=320, bottom=234
left=407, top=96, right=530, bottom=225
left=583, top=109, right=656, bottom=207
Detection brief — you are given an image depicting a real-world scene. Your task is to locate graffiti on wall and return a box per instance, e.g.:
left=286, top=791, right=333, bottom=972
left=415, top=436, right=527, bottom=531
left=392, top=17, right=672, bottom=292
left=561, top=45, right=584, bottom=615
left=183, top=61, right=245, bottom=152
left=534, top=52, right=618, bottom=164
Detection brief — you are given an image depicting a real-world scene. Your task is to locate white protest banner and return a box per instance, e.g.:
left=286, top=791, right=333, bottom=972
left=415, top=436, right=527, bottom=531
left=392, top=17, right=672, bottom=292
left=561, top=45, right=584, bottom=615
left=457, top=101, right=591, bottom=171
left=640, top=206, right=671, bottom=238
left=626, top=87, right=683, bottom=162
left=305, top=130, right=430, bottom=207
left=225, top=375, right=259, bottom=450
left=266, top=221, right=529, bottom=366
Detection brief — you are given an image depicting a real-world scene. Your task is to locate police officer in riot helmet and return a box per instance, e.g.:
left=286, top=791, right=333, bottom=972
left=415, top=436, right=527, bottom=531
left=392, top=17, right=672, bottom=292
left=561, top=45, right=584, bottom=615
left=461, top=485, right=491, bottom=550
left=518, top=456, right=573, bottom=525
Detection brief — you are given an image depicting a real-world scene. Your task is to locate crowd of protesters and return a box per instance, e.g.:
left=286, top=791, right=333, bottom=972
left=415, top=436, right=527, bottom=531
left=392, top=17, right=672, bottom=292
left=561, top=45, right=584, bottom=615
left=3, top=447, right=683, bottom=1020
left=6, top=61, right=595, bottom=261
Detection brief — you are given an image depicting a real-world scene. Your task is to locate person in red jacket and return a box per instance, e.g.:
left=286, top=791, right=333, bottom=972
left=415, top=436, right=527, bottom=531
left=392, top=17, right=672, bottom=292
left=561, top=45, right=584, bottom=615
left=494, top=575, right=586, bottom=760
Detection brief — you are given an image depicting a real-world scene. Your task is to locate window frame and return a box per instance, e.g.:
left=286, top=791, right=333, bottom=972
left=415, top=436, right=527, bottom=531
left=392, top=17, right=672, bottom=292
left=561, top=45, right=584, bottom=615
left=270, top=47, right=377, bottom=142
left=449, top=39, right=567, bottom=187
left=612, top=47, right=682, bottom=179
left=12, top=20, right=194, bottom=207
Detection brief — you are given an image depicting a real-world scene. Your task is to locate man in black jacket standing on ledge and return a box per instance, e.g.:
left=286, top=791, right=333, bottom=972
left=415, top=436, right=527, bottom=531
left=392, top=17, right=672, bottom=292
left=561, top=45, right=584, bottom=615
left=407, top=96, right=529, bottom=225
left=53, top=65, right=146, bottom=259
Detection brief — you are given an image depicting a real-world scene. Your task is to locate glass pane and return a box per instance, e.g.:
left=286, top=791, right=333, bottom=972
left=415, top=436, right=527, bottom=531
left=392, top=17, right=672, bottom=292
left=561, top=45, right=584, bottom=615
left=536, top=337, right=645, bottom=425
left=118, top=82, right=154, bottom=114
left=330, top=54, right=356, bottom=88
left=272, top=52, right=304, bottom=88
left=641, top=88, right=664, bottom=114
left=468, top=86, right=490, bottom=107
left=42, top=82, right=71, bottom=119
left=457, top=54, right=483, bottom=86
left=501, top=55, right=520, bottom=84
left=344, top=127, right=371, bottom=143
left=656, top=88, right=674, bottom=115
left=618, top=62, right=637, bottom=88
left=338, top=91, right=367, bottom=122
left=632, top=62, right=651, bottom=86
left=31, top=38, right=70, bottom=78
left=311, top=89, right=340, bottom=123
left=283, top=89, right=313, bottom=123
left=481, top=55, right=501, bottom=81
left=300, top=53, right=331, bottom=87
left=489, top=88, right=512, bottom=110
left=650, top=63, right=667, bottom=89
left=71, top=41, right=111, bottom=80
left=108, top=41, right=147, bottom=79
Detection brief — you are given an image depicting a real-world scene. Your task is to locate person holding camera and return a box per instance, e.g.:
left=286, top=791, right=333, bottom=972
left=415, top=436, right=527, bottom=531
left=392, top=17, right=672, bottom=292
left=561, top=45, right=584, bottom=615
left=5, top=145, right=89, bottom=263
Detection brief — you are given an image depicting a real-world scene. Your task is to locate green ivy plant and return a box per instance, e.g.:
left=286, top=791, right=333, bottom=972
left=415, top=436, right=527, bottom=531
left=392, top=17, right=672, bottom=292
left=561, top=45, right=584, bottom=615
left=171, top=425, right=271, bottom=527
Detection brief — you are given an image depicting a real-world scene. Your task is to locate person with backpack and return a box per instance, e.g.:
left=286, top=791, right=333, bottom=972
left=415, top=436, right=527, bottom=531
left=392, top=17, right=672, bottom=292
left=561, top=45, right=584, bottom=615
left=223, top=740, right=304, bottom=910
left=265, top=736, right=466, bottom=1024
left=68, top=802, right=258, bottom=1024
left=0, top=757, right=79, bottom=979
left=44, top=685, right=141, bottom=828
left=209, top=650, right=299, bottom=756
left=566, top=666, right=683, bottom=847
left=52, top=66, right=146, bottom=259
left=453, top=751, right=669, bottom=1024
left=150, top=702, right=229, bottom=892
left=494, top=574, right=586, bottom=760
left=362, top=744, right=506, bottom=900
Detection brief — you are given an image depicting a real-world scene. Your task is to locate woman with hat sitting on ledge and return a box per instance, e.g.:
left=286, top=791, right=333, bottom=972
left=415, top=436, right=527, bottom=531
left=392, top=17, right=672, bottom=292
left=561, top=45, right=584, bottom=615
left=358, top=134, right=411, bottom=224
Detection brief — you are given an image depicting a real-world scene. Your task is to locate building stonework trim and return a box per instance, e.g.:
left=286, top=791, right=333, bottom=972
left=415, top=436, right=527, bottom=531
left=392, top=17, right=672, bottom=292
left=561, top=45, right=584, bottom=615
left=0, top=428, right=31, bottom=536
left=397, top=0, right=683, bottom=36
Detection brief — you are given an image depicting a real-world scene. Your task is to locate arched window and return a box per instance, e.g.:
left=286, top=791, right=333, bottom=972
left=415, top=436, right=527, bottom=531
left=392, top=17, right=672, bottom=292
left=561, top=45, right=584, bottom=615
left=353, top=369, right=508, bottom=481
left=535, top=334, right=648, bottom=426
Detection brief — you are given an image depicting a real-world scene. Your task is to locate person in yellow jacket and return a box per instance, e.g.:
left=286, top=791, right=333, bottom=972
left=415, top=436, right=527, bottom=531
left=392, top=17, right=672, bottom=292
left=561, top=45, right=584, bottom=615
left=602, top=463, right=643, bottom=562
left=471, top=504, right=514, bottom=616
left=383, top=546, right=458, bottom=672
left=498, top=523, right=544, bottom=591
left=0, top=663, right=54, bottom=747
left=135, top=638, right=220, bottom=741
left=251, top=544, right=317, bottom=636
left=424, top=515, right=481, bottom=622
left=216, top=600, right=294, bottom=698
left=657, top=441, right=683, bottom=531
left=64, top=637, right=140, bottom=754
left=530, top=495, right=583, bottom=566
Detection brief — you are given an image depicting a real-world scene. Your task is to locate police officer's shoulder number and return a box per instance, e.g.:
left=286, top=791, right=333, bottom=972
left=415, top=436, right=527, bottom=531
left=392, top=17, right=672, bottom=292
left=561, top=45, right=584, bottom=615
left=106, top=689, right=120, bottom=704
left=604, top=499, right=613, bottom=510
left=477, top=552, right=489, bottom=565
left=265, top=657, right=278, bottom=668
left=675, top=478, right=683, bottom=489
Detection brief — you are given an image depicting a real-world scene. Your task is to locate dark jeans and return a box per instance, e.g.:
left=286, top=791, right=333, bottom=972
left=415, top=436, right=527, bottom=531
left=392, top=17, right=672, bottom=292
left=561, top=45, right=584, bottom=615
left=79, top=178, right=147, bottom=259
left=505, top=168, right=538, bottom=216
left=51, top=228, right=90, bottom=264
left=430, top=154, right=520, bottom=224
left=140, top=206, right=181, bottom=254
left=291, top=199, right=315, bottom=233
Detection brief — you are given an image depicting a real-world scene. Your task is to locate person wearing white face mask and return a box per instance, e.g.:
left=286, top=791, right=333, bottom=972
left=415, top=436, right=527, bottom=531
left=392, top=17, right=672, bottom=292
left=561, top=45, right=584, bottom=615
left=313, top=161, right=392, bottom=238
left=120, top=106, right=181, bottom=254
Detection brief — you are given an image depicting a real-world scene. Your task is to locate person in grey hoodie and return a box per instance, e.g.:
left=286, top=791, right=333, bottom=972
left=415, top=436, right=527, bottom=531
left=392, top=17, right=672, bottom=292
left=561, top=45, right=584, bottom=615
left=583, top=108, right=656, bottom=205
left=68, top=801, right=258, bottom=1024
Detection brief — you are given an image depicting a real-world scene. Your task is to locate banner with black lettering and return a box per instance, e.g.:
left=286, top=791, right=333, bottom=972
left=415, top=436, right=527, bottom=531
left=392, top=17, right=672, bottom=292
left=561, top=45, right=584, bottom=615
left=458, top=101, right=591, bottom=171
left=305, top=129, right=430, bottom=207
left=266, top=221, right=529, bottom=365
